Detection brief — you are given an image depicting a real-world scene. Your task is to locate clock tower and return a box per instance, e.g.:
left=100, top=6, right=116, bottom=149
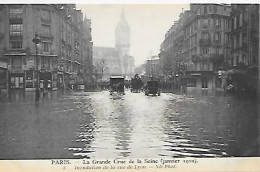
left=115, top=8, right=130, bottom=74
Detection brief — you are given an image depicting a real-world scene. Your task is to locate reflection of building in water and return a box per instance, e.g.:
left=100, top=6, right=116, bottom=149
left=68, top=101, right=96, bottom=159
left=93, top=9, right=134, bottom=81
left=112, top=102, right=133, bottom=158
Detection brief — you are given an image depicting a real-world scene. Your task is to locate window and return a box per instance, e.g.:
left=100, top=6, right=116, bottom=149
left=216, top=47, right=220, bottom=55
left=187, top=78, right=196, bottom=87
left=194, top=20, right=198, bottom=30
left=243, top=12, right=247, bottom=23
left=41, top=10, right=51, bottom=21
left=224, top=19, right=229, bottom=30
left=12, top=57, right=22, bottom=69
left=243, top=33, right=247, bottom=45
left=236, top=55, right=239, bottom=66
left=215, top=18, right=221, bottom=29
left=239, top=33, right=242, bottom=47
left=233, top=36, right=236, bottom=49
left=61, top=29, right=64, bottom=40
left=42, top=25, right=50, bottom=35
left=234, top=16, right=237, bottom=29
left=10, top=41, right=22, bottom=49
left=236, top=34, right=239, bottom=49
left=201, top=47, right=209, bottom=55
left=42, top=42, right=50, bottom=52
left=10, top=76, right=24, bottom=88
left=202, top=18, right=208, bottom=28
left=201, top=62, right=208, bottom=71
left=10, top=24, right=23, bottom=36
left=61, top=45, right=64, bottom=57
left=236, top=16, right=239, bottom=29
left=68, top=50, right=71, bottom=58
left=242, top=55, right=246, bottom=64
left=61, top=20, right=64, bottom=28
left=9, top=7, right=23, bottom=19
left=42, top=57, right=50, bottom=69
left=224, top=33, right=229, bottom=44
left=214, top=32, right=221, bottom=43
left=209, top=5, right=212, bottom=13
left=202, top=32, right=209, bottom=41
left=68, top=30, right=71, bottom=45
left=204, top=5, right=207, bottom=14
left=239, top=13, right=243, bottom=27
left=202, top=78, right=208, bottom=88
left=213, top=5, right=217, bottom=13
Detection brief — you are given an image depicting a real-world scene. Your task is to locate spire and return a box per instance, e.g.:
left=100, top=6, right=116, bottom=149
left=120, top=8, right=125, bottom=20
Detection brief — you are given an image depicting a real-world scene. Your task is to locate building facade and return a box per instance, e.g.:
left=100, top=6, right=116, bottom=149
left=159, top=4, right=231, bottom=92
left=93, top=9, right=134, bottom=80
left=0, top=4, right=93, bottom=91
left=184, top=4, right=231, bottom=92
left=145, top=56, right=160, bottom=78
left=93, top=46, right=120, bottom=81
left=228, top=4, right=259, bottom=93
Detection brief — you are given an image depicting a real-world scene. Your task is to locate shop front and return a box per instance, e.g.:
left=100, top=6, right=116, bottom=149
left=0, top=61, right=8, bottom=91
left=25, top=69, right=35, bottom=91
left=57, top=71, right=64, bottom=89
left=185, top=71, right=215, bottom=93
left=9, top=71, right=25, bottom=90
left=39, top=71, right=52, bottom=90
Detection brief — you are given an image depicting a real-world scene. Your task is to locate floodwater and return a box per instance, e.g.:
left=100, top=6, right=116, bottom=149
left=0, top=90, right=258, bottom=159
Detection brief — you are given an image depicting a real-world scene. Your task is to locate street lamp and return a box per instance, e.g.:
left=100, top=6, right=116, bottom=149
left=32, top=33, right=40, bottom=101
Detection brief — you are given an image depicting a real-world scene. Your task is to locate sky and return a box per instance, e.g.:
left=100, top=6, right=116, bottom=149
left=77, top=4, right=190, bottom=66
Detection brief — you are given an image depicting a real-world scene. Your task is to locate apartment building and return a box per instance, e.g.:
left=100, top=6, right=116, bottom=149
left=0, top=4, right=93, bottom=91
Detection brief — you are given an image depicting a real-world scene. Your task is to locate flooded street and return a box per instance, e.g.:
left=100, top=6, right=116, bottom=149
left=0, top=90, right=258, bottom=159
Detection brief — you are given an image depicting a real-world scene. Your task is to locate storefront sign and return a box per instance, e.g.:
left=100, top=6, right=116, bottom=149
left=25, top=71, right=34, bottom=88
left=191, top=73, right=201, bottom=76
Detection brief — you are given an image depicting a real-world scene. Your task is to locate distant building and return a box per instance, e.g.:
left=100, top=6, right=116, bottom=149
left=0, top=4, right=93, bottom=91
left=93, top=9, right=134, bottom=81
left=184, top=4, right=231, bottom=92
left=159, top=4, right=231, bottom=92
left=145, top=56, right=160, bottom=79
left=93, top=46, right=120, bottom=81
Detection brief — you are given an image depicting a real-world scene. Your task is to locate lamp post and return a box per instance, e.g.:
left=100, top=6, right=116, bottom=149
left=32, top=33, right=40, bottom=101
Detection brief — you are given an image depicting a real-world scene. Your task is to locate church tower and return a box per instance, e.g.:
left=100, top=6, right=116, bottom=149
left=115, top=8, right=130, bottom=74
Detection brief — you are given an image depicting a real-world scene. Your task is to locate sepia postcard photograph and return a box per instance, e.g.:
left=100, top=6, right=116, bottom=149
left=0, top=0, right=259, bottom=171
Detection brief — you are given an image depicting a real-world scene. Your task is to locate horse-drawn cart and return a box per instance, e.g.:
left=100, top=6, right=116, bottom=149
left=109, top=76, right=125, bottom=95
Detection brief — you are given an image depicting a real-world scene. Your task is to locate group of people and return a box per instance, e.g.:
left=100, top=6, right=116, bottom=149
left=130, top=74, right=144, bottom=92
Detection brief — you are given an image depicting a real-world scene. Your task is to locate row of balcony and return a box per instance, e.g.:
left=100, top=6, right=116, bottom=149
left=8, top=64, right=85, bottom=74
left=9, top=64, right=54, bottom=71
left=191, top=54, right=224, bottom=62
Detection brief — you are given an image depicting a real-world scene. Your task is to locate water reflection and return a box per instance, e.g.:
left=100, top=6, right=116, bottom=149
left=0, top=91, right=87, bottom=159
left=110, top=96, right=132, bottom=157
left=0, top=90, right=258, bottom=159
left=162, top=93, right=258, bottom=157
left=66, top=93, right=96, bottom=159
